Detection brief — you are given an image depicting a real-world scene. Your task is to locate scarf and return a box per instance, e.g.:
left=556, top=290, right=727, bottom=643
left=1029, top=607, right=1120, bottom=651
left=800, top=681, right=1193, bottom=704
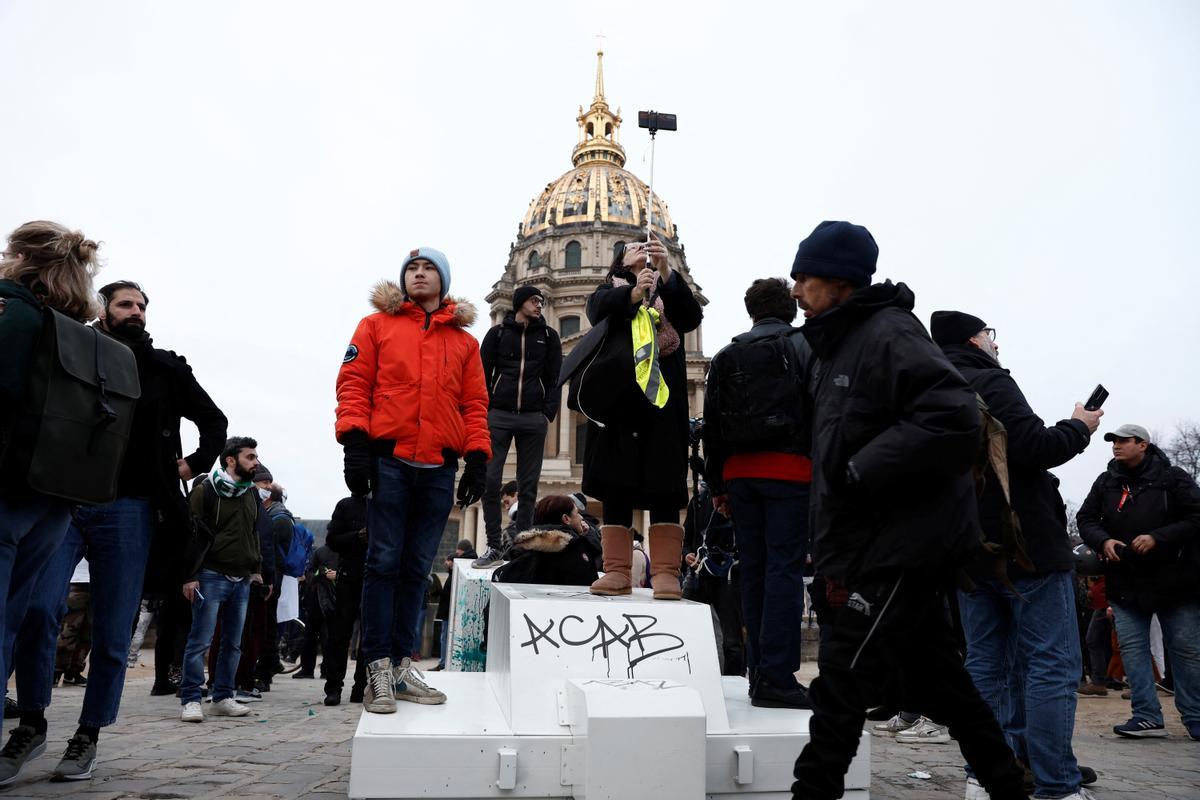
left=611, top=274, right=681, bottom=357
left=210, top=467, right=252, bottom=498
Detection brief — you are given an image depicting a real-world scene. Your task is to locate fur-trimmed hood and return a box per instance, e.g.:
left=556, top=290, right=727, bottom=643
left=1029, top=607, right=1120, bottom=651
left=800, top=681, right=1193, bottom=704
left=510, top=526, right=574, bottom=553
left=370, top=280, right=477, bottom=328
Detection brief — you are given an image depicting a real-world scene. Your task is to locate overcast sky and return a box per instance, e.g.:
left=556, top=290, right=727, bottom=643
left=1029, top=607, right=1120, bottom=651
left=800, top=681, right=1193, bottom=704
left=2, top=1, right=1197, bottom=517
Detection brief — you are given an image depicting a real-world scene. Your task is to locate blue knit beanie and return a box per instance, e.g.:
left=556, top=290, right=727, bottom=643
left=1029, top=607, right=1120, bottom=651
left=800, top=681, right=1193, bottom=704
left=400, top=247, right=451, bottom=301
left=790, top=221, right=878, bottom=288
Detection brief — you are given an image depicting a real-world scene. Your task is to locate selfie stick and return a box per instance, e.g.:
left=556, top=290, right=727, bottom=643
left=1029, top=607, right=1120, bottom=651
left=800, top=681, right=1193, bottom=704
left=637, top=111, right=678, bottom=267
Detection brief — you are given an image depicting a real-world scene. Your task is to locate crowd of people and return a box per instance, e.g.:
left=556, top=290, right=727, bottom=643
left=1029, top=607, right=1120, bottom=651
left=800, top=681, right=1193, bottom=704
left=0, top=218, right=1197, bottom=800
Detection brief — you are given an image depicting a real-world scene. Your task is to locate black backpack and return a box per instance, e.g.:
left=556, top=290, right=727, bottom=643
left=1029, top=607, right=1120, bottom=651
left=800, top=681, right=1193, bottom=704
left=1, top=310, right=140, bottom=504
left=711, top=332, right=805, bottom=450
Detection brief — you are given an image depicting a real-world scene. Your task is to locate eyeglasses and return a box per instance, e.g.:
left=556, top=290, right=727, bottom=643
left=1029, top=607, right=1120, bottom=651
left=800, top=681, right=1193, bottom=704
left=981, top=328, right=996, bottom=342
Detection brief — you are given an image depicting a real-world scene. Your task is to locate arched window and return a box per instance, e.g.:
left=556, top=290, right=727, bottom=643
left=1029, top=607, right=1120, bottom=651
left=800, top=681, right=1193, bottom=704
left=565, top=241, right=582, bottom=270
left=605, top=123, right=612, bottom=137
left=586, top=122, right=594, bottom=138
left=560, top=315, right=581, bottom=338
left=528, top=250, right=540, bottom=270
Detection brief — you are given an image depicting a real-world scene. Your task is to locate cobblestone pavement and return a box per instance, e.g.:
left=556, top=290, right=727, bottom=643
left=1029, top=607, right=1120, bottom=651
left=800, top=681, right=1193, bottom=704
left=3, top=659, right=1197, bottom=798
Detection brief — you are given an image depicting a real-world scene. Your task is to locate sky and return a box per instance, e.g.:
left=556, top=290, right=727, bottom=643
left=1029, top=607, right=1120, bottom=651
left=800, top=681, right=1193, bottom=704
left=2, top=1, right=1197, bottom=517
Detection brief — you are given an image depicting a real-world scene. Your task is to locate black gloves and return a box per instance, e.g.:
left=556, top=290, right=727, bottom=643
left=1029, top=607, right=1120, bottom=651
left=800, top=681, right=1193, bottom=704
left=342, top=430, right=373, bottom=497
left=456, top=451, right=488, bottom=508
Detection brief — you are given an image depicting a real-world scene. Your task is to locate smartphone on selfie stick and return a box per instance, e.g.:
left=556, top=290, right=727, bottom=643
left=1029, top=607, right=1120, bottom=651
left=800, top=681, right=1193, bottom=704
left=637, top=111, right=678, bottom=271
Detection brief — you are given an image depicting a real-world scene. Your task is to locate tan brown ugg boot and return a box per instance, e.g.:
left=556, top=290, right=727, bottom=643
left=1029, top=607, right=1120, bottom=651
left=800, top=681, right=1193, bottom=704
left=648, top=523, right=684, bottom=600
left=589, top=525, right=633, bottom=596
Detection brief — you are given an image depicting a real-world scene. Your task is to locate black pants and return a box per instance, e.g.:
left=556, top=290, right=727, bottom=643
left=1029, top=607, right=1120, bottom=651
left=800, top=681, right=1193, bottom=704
left=682, top=571, right=745, bottom=676
left=482, top=409, right=548, bottom=550
left=792, top=571, right=1027, bottom=800
left=256, top=592, right=281, bottom=685
left=300, top=596, right=331, bottom=676
left=154, top=593, right=191, bottom=686
left=323, top=577, right=366, bottom=696
left=1084, top=608, right=1111, bottom=684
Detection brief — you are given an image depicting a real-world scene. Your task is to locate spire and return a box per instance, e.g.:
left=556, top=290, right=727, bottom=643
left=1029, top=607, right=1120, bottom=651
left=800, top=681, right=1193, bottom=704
left=594, top=48, right=605, bottom=102
left=572, top=47, right=624, bottom=168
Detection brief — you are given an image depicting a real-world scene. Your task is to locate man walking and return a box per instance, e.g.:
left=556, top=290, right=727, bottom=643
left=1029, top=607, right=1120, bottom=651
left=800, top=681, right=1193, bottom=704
left=475, top=285, right=561, bottom=567
left=336, top=248, right=490, bottom=713
left=787, top=222, right=1027, bottom=800
left=704, top=277, right=812, bottom=709
left=1, top=280, right=226, bottom=782
left=1077, top=424, right=1200, bottom=741
left=933, top=310, right=1101, bottom=799
left=179, top=437, right=266, bottom=723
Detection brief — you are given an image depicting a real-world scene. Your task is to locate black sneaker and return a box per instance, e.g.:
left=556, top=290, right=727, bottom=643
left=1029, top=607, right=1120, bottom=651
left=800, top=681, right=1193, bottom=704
left=150, top=681, right=179, bottom=697
left=1080, top=765, right=1097, bottom=785
left=1113, top=718, right=1167, bottom=738
left=750, top=677, right=811, bottom=709
left=0, top=725, right=47, bottom=786
left=50, top=735, right=96, bottom=782
left=63, top=671, right=88, bottom=687
left=2, top=697, right=18, bottom=720
left=292, top=671, right=316, bottom=680
left=349, top=686, right=365, bottom=704
left=323, top=692, right=341, bottom=707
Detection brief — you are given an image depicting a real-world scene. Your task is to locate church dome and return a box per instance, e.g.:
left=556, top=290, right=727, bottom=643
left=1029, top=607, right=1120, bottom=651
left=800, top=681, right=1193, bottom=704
left=522, top=163, right=675, bottom=239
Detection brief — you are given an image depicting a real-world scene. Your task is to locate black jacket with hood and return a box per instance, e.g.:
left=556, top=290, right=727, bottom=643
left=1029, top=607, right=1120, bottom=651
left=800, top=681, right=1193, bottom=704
left=801, top=281, right=981, bottom=585
left=1077, top=446, right=1200, bottom=611
left=480, top=313, right=563, bottom=420
left=492, top=525, right=599, bottom=587
left=941, top=344, right=1090, bottom=578
left=325, top=496, right=367, bottom=585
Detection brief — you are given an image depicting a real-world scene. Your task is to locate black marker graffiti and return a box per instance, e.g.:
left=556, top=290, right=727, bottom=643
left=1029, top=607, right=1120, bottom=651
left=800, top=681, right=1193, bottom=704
left=519, top=613, right=688, bottom=678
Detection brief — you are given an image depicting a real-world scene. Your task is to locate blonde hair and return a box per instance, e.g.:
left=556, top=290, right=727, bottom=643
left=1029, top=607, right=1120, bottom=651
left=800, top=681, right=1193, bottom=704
left=0, top=220, right=102, bottom=321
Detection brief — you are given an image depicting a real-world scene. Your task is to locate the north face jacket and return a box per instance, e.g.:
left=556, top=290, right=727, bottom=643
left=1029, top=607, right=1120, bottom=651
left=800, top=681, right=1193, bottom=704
left=335, top=282, right=491, bottom=464
left=801, top=281, right=981, bottom=584
left=479, top=312, right=562, bottom=419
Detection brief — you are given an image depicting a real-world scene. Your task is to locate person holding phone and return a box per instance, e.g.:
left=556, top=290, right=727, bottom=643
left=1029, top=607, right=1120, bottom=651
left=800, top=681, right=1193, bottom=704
left=582, top=235, right=702, bottom=600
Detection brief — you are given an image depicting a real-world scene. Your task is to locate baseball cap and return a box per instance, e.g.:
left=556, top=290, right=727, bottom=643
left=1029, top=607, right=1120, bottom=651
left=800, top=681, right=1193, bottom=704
left=1103, top=424, right=1151, bottom=443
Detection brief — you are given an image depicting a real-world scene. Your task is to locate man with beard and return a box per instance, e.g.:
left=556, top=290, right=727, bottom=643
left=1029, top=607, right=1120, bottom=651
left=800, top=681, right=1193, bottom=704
left=179, top=437, right=266, bottom=723
left=1, top=281, right=226, bottom=782
left=933, top=311, right=1101, bottom=799
left=786, top=222, right=1028, bottom=800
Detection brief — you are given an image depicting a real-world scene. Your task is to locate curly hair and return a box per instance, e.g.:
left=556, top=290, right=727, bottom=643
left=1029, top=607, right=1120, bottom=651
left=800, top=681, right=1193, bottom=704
left=0, top=220, right=102, bottom=321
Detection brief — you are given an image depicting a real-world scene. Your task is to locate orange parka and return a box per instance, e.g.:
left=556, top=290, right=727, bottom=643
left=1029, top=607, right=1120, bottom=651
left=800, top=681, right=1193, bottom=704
left=335, top=281, right=491, bottom=464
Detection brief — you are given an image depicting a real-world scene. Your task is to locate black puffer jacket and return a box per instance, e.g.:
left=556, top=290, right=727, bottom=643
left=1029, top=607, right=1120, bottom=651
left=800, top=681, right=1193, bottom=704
left=480, top=313, right=563, bottom=420
left=802, top=282, right=981, bottom=584
left=492, top=526, right=599, bottom=587
left=1077, top=447, right=1200, bottom=611
left=325, top=496, right=367, bottom=585
left=942, top=344, right=1090, bottom=578
left=581, top=270, right=704, bottom=509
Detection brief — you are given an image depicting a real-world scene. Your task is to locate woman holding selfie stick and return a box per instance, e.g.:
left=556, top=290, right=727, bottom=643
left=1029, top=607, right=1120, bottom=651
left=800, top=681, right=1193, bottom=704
left=582, top=235, right=702, bottom=600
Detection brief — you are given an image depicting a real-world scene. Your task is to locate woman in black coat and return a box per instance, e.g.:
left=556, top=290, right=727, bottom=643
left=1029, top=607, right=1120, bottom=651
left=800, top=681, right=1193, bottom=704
left=581, top=237, right=702, bottom=599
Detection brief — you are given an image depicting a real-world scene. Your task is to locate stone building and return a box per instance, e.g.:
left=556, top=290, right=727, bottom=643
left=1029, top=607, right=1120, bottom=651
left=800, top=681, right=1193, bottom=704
left=453, top=50, right=709, bottom=549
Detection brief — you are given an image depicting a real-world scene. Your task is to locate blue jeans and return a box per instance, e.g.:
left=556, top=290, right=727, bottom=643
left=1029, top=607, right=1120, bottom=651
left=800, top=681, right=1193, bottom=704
left=361, top=457, right=456, bottom=664
left=180, top=570, right=250, bottom=704
left=726, top=479, right=809, bottom=688
left=0, top=493, right=71, bottom=737
left=958, top=571, right=1082, bottom=798
left=13, top=497, right=152, bottom=727
left=1110, top=600, right=1200, bottom=726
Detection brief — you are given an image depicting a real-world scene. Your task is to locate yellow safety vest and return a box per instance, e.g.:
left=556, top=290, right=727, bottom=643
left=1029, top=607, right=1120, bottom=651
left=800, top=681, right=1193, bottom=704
left=631, top=306, right=669, bottom=409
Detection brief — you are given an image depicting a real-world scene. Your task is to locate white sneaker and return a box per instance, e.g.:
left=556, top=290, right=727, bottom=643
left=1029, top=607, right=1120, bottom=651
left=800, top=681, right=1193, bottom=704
left=964, top=776, right=990, bottom=800
left=180, top=702, right=204, bottom=722
left=393, top=657, right=446, bottom=704
left=872, top=713, right=919, bottom=736
left=364, top=657, right=396, bottom=713
left=895, top=717, right=951, bottom=744
left=208, top=698, right=251, bottom=717
left=1036, top=790, right=1096, bottom=800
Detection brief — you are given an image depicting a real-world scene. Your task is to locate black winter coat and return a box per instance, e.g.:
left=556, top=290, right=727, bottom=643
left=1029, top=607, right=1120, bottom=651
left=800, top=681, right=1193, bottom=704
left=1077, top=448, right=1200, bottom=611
left=492, top=526, right=599, bottom=587
left=480, top=314, right=563, bottom=419
left=942, top=344, right=1090, bottom=578
left=801, top=282, right=981, bottom=584
left=325, top=496, right=367, bottom=585
left=580, top=270, right=703, bottom=510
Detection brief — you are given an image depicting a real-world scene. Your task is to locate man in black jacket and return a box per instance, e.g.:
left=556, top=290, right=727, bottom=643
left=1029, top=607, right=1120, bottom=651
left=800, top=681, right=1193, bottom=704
left=1, top=281, right=227, bottom=784
left=322, top=495, right=367, bottom=705
left=475, top=285, right=562, bottom=567
left=787, top=222, right=1026, bottom=800
left=1077, top=425, right=1200, bottom=741
left=933, top=310, right=1102, bottom=799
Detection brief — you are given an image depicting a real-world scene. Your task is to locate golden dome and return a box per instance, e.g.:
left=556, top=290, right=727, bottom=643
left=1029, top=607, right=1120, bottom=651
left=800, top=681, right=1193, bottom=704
left=520, top=49, right=676, bottom=241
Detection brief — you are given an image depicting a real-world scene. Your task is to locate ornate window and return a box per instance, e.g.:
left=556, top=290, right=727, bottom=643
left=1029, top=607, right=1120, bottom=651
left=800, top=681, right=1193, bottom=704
left=560, top=315, right=581, bottom=338
left=565, top=241, right=582, bottom=270
left=528, top=250, right=541, bottom=270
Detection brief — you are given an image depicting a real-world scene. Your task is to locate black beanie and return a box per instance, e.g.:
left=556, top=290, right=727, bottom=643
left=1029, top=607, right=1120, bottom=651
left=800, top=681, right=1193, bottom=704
left=930, top=311, right=987, bottom=346
left=252, top=464, right=272, bottom=483
left=790, top=221, right=879, bottom=287
left=512, top=285, right=544, bottom=311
